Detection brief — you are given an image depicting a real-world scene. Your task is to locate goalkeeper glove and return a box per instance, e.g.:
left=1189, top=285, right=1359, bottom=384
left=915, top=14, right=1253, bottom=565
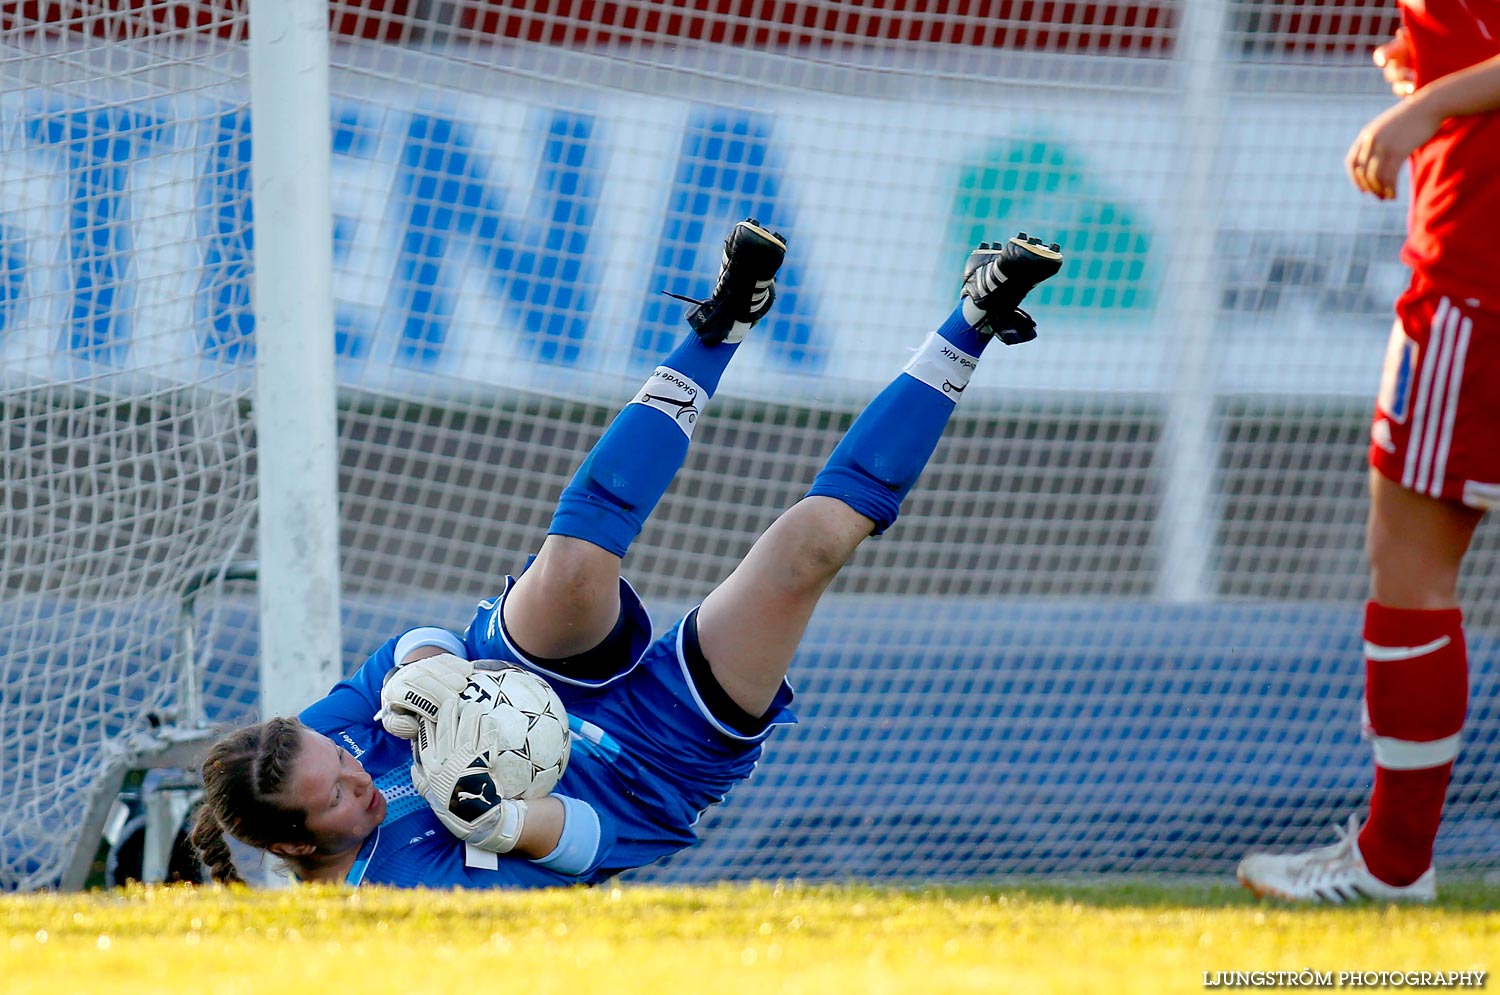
left=376, top=652, right=473, bottom=740
left=411, top=696, right=529, bottom=853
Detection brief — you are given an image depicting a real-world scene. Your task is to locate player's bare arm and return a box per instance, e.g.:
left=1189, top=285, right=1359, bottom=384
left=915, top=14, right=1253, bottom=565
left=509, top=797, right=565, bottom=859
left=399, top=644, right=450, bottom=665
left=1348, top=49, right=1500, bottom=200
left=1374, top=28, right=1415, bottom=97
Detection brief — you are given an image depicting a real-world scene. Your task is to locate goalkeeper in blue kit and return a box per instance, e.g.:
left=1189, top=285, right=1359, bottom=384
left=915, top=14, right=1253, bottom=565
left=190, top=219, right=1063, bottom=888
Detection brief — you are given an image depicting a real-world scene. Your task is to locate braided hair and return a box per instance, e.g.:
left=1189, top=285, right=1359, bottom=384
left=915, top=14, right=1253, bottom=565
left=190, top=717, right=313, bottom=884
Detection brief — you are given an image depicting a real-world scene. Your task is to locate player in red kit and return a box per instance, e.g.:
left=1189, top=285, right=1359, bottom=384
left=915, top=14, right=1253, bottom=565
left=1237, top=2, right=1500, bottom=903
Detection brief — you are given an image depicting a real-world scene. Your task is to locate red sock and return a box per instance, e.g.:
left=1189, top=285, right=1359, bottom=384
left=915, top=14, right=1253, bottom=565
left=1358, top=601, right=1467, bottom=886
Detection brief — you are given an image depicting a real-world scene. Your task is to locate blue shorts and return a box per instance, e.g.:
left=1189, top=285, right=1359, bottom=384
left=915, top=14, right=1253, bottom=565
left=463, top=577, right=796, bottom=872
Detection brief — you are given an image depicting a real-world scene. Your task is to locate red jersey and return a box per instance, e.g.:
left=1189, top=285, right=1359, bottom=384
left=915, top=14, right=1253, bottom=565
left=1399, top=0, right=1500, bottom=304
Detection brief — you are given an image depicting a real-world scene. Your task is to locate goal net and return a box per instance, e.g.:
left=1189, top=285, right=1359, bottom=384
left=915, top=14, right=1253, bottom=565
left=5, top=0, right=1498, bottom=890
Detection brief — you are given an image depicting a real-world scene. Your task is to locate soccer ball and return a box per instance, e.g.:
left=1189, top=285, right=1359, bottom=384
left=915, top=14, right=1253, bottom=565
left=446, top=664, right=571, bottom=807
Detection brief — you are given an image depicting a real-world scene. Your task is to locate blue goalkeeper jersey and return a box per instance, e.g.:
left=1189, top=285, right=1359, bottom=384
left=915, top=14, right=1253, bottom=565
left=298, top=576, right=795, bottom=890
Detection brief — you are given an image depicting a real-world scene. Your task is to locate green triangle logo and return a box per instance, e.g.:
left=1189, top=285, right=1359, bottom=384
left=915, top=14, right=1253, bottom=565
left=950, top=138, right=1156, bottom=314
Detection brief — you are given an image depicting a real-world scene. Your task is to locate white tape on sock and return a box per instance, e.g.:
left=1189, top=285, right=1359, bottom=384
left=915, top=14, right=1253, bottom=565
left=631, top=366, right=706, bottom=439
left=1370, top=731, right=1462, bottom=770
left=901, top=331, right=980, bottom=402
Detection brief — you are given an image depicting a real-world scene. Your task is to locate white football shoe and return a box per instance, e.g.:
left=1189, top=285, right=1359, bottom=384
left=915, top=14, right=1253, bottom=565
left=1237, top=815, right=1436, bottom=904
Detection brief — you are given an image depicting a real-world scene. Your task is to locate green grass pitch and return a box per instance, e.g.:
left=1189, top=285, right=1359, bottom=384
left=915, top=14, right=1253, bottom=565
left=3, top=880, right=1495, bottom=994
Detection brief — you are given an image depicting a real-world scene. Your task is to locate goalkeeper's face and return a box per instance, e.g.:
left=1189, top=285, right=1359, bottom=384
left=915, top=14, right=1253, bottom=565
left=280, top=728, right=387, bottom=853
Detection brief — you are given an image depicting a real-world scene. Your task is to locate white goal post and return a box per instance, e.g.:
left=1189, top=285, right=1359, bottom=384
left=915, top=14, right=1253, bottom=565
left=5, top=0, right=1499, bottom=891
left=246, top=0, right=343, bottom=719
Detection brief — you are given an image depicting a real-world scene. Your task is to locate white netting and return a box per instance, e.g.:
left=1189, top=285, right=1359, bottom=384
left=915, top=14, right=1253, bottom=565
left=5, top=0, right=1498, bottom=890
left=1, top=1, right=257, bottom=890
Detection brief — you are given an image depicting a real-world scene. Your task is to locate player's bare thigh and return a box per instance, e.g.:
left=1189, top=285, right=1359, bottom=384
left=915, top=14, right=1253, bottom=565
left=503, top=535, right=623, bottom=659
left=1365, top=282, right=1494, bottom=609
left=1366, top=469, right=1482, bottom=610
left=695, top=496, right=874, bottom=717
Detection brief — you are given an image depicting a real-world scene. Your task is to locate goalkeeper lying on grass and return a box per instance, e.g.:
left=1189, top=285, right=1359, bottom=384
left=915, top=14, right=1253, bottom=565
left=191, top=219, right=1063, bottom=888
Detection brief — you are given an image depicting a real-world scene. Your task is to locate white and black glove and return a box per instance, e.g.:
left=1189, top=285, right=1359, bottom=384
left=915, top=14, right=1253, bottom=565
left=411, top=696, right=529, bottom=853
left=376, top=652, right=474, bottom=740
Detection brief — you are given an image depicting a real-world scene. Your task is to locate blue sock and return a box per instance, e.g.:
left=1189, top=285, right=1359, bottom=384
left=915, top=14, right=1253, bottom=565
left=935, top=304, right=990, bottom=356
left=548, top=335, right=740, bottom=557
left=806, top=305, right=986, bottom=534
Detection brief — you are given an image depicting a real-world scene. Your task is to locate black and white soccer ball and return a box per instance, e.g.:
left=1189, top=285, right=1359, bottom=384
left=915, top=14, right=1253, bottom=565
left=446, top=664, right=571, bottom=812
